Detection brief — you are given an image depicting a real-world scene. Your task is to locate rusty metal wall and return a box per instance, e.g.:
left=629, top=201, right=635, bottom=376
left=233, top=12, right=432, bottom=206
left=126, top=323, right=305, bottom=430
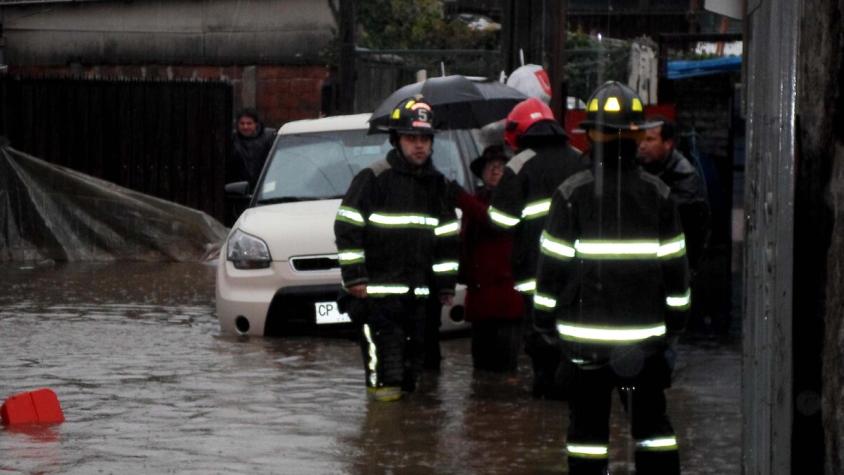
left=741, top=0, right=799, bottom=473
left=0, top=77, right=232, bottom=222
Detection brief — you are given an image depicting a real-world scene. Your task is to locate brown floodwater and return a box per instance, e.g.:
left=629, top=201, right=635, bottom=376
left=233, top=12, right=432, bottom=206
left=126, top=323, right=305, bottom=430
left=0, top=262, right=740, bottom=474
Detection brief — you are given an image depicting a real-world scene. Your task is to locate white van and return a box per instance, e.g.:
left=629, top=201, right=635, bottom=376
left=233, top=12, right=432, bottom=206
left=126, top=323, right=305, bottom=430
left=217, top=113, right=479, bottom=336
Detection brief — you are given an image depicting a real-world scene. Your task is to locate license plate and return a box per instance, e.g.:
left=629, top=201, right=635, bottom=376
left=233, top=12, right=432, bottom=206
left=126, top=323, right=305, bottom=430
left=314, top=301, right=351, bottom=325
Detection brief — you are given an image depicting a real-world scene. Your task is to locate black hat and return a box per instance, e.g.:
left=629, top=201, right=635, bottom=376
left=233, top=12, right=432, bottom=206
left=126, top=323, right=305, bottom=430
left=576, top=81, right=662, bottom=132
left=470, top=144, right=508, bottom=178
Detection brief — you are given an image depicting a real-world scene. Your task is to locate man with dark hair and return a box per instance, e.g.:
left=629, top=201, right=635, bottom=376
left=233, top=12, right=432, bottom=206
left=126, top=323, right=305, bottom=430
left=334, top=96, right=458, bottom=402
left=637, top=115, right=710, bottom=271
left=228, top=108, right=276, bottom=190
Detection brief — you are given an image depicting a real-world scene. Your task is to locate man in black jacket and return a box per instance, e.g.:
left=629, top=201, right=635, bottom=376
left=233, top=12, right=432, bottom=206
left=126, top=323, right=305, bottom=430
left=228, top=108, right=276, bottom=190
left=488, top=97, right=585, bottom=399
left=638, top=116, right=710, bottom=271
left=534, top=82, right=689, bottom=474
left=334, top=97, right=459, bottom=402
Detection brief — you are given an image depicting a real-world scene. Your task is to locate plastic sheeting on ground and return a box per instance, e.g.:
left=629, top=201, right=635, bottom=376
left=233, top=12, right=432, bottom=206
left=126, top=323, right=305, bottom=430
left=0, top=139, right=227, bottom=262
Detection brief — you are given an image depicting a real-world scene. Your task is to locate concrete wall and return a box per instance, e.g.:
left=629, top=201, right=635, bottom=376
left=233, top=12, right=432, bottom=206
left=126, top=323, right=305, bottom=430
left=0, top=0, right=334, bottom=66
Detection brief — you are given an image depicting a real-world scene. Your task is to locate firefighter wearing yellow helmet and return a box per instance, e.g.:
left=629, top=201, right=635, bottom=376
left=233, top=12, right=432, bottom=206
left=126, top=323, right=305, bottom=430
left=533, top=81, right=689, bottom=474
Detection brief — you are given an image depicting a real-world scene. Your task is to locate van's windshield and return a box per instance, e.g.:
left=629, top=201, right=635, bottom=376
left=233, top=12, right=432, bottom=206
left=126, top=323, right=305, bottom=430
left=255, top=130, right=472, bottom=204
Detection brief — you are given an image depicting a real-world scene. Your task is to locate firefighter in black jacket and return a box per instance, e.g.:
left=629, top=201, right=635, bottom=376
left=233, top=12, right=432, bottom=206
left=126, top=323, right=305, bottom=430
left=533, top=82, right=689, bottom=474
left=334, top=97, right=459, bottom=402
left=488, top=97, right=585, bottom=398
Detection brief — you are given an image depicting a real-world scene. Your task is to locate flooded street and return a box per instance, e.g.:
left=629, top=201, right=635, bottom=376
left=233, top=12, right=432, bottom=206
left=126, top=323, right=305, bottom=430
left=1, top=263, right=740, bottom=474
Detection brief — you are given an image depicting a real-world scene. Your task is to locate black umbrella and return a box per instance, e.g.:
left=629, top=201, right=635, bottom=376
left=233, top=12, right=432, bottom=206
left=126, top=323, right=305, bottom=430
left=369, top=75, right=528, bottom=132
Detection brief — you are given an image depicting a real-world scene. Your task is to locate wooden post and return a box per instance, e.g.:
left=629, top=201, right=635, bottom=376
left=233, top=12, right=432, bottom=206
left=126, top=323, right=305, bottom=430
left=500, top=0, right=515, bottom=73
left=0, top=22, right=6, bottom=73
left=337, top=0, right=356, bottom=114
left=501, top=0, right=541, bottom=73
left=549, top=0, right=568, bottom=121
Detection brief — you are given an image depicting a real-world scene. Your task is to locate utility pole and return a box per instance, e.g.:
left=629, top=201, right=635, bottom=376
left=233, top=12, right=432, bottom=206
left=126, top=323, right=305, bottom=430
left=501, top=0, right=546, bottom=74
left=337, top=0, right=356, bottom=114
left=688, top=0, right=701, bottom=33
left=549, top=0, right=568, bottom=120
left=0, top=22, right=7, bottom=74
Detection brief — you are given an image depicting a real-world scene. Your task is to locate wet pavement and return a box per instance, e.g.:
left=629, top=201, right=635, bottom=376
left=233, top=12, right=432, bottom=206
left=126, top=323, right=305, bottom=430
left=0, top=262, right=741, bottom=474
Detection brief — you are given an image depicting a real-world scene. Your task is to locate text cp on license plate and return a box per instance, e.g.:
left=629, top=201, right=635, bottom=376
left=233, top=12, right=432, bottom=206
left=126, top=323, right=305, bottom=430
left=314, top=301, right=351, bottom=325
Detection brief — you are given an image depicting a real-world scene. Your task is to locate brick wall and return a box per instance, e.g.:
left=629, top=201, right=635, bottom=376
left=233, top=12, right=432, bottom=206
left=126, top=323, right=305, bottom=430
left=254, top=66, right=329, bottom=126
left=8, top=64, right=330, bottom=129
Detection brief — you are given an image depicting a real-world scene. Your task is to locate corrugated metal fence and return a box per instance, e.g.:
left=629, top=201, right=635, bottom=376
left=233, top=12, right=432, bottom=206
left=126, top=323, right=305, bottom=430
left=0, top=77, right=232, bottom=222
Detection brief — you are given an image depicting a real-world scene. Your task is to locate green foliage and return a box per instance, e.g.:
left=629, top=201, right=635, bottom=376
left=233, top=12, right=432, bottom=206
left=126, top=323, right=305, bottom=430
left=356, top=0, right=497, bottom=50
left=566, top=30, right=595, bottom=49
left=565, top=32, right=633, bottom=102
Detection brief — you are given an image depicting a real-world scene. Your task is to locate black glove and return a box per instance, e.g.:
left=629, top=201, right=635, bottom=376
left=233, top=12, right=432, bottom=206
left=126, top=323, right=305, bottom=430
left=337, top=290, right=370, bottom=325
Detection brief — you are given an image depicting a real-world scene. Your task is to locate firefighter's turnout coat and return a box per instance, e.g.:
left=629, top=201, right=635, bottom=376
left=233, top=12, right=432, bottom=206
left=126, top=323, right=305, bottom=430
left=487, top=141, right=584, bottom=293
left=334, top=149, right=459, bottom=301
left=533, top=153, right=690, bottom=368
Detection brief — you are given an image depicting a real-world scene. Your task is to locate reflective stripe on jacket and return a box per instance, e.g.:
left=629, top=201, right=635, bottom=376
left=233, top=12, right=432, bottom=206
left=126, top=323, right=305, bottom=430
left=334, top=149, right=459, bottom=296
left=488, top=141, right=585, bottom=286
left=533, top=145, right=690, bottom=366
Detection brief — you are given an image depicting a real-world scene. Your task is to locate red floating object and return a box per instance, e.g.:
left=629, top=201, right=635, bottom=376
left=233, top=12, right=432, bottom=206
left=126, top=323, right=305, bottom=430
left=1, top=388, right=65, bottom=425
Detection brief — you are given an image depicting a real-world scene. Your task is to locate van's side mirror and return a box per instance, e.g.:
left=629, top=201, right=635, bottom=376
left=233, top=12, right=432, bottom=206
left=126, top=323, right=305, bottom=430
left=225, top=181, right=251, bottom=198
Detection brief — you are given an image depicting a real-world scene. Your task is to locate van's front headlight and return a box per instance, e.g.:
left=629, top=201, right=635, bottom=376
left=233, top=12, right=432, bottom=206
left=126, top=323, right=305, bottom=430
left=227, top=229, right=272, bottom=269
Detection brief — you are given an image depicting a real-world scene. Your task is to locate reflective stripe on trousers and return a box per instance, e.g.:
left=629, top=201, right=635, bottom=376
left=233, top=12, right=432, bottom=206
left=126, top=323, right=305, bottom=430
left=362, top=324, right=378, bottom=387
left=365, top=284, right=431, bottom=299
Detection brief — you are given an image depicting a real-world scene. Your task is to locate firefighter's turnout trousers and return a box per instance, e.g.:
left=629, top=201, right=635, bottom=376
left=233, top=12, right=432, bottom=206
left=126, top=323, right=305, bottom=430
left=359, top=297, right=427, bottom=393
left=567, top=352, right=680, bottom=475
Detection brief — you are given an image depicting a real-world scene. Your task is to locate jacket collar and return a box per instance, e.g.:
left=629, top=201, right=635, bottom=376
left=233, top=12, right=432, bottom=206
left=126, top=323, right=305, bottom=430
left=642, top=149, right=681, bottom=176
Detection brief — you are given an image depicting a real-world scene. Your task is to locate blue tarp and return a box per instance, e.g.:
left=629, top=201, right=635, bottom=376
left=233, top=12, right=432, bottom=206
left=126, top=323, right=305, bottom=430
left=667, top=56, right=742, bottom=80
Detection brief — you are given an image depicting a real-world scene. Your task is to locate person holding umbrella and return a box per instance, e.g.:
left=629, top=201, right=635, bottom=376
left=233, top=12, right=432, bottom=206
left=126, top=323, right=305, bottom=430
left=533, top=81, right=689, bottom=474
left=334, top=96, right=459, bottom=402
left=487, top=97, right=586, bottom=399
left=454, top=144, right=525, bottom=371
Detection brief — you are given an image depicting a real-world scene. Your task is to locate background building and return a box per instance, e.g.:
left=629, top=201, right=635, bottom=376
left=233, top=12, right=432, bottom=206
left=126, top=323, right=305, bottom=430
left=0, top=0, right=335, bottom=125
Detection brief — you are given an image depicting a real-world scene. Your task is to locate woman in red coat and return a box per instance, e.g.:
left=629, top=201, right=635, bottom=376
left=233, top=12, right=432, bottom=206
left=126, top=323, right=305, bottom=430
left=457, top=145, right=525, bottom=371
